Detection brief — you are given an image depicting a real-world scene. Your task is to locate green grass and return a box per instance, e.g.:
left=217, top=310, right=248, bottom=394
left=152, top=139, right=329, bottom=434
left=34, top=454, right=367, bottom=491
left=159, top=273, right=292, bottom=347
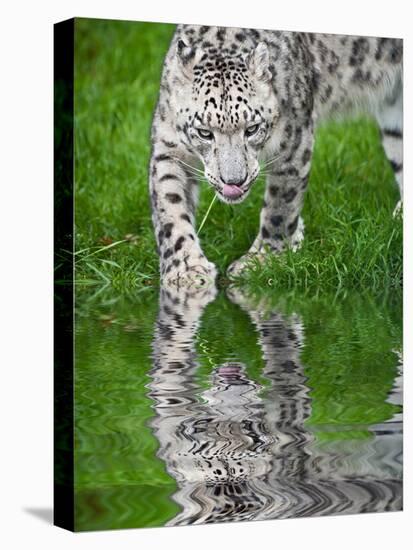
left=74, top=18, right=402, bottom=296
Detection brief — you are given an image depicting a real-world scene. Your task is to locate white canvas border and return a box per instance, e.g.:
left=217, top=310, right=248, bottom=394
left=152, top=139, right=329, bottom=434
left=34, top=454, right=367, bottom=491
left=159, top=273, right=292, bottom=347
left=0, top=1, right=410, bottom=548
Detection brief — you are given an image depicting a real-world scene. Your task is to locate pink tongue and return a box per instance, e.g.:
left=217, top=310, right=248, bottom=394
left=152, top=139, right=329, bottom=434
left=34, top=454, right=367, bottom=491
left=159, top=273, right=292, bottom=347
left=223, top=184, right=243, bottom=198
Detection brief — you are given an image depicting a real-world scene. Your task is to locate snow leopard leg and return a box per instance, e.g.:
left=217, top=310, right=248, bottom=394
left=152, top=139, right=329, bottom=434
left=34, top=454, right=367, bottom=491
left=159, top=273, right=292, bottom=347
left=150, top=140, right=217, bottom=288
left=376, top=81, right=403, bottom=216
left=228, top=126, right=314, bottom=277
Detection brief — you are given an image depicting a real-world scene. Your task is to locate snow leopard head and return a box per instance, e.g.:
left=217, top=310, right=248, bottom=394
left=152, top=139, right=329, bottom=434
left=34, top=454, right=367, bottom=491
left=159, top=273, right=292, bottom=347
left=171, top=40, right=279, bottom=203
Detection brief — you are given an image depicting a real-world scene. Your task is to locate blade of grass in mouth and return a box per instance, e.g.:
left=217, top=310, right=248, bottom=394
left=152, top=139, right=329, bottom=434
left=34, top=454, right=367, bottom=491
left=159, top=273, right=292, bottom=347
left=197, top=193, right=218, bottom=235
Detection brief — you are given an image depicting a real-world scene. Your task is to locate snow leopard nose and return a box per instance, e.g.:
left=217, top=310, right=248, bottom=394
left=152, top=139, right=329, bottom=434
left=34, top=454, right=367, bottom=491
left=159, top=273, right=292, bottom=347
left=217, top=141, right=247, bottom=185
left=220, top=174, right=247, bottom=187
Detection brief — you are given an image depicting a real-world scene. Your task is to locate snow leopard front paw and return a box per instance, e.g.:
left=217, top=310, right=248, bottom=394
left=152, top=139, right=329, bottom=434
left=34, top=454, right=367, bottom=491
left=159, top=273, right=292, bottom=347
left=227, top=217, right=305, bottom=279
left=162, top=251, right=217, bottom=289
left=227, top=251, right=267, bottom=278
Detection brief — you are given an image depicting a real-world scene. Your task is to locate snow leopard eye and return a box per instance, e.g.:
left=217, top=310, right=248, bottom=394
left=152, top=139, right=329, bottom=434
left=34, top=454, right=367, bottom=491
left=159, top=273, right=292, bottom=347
left=245, top=124, right=260, bottom=137
left=197, top=128, right=213, bottom=140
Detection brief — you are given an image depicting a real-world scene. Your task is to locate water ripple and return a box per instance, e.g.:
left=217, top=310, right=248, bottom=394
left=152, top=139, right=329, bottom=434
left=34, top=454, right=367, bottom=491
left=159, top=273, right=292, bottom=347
left=148, top=286, right=402, bottom=526
left=74, top=286, right=402, bottom=530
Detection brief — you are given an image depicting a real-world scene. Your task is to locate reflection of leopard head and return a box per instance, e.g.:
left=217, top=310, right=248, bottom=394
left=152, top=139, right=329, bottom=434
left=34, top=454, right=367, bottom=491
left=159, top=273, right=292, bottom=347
left=161, top=362, right=275, bottom=487
left=204, top=362, right=260, bottom=406
left=197, top=362, right=274, bottom=485
left=153, top=362, right=279, bottom=526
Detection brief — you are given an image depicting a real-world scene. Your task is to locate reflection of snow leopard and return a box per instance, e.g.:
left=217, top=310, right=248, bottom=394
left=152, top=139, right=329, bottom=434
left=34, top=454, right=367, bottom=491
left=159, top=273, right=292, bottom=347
left=148, top=286, right=402, bottom=526
left=150, top=25, right=402, bottom=285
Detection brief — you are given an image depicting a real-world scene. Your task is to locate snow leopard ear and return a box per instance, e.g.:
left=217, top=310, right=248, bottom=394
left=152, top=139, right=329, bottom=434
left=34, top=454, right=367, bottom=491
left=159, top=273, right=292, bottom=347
left=247, top=42, right=272, bottom=82
left=176, top=39, right=204, bottom=79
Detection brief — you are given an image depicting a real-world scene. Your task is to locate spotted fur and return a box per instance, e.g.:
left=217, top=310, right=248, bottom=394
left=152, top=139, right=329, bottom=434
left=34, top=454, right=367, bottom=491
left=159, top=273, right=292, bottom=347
left=150, top=25, right=403, bottom=285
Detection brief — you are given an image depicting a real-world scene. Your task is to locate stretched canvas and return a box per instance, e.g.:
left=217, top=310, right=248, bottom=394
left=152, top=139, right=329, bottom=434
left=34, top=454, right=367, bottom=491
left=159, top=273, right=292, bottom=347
left=54, top=17, right=403, bottom=531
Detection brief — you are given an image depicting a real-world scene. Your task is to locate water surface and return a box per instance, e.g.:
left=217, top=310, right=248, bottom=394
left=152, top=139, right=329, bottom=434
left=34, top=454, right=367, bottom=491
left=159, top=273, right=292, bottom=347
left=74, top=286, right=402, bottom=530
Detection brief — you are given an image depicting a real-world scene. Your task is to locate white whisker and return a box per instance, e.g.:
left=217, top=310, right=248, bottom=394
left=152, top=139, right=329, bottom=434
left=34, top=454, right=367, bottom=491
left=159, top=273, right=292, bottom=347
left=172, top=157, right=205, bottom=176
left=262, top=153, right=282, bottom=168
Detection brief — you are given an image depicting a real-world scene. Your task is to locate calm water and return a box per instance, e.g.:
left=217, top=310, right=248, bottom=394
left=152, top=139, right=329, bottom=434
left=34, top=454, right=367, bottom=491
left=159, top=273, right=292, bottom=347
left=74, top=285, right=402, bottom=531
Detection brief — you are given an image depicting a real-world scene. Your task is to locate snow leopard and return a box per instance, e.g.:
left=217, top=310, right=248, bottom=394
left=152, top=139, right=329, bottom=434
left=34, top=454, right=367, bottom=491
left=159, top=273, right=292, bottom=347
left=149, top=25, right=402, bottom=286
